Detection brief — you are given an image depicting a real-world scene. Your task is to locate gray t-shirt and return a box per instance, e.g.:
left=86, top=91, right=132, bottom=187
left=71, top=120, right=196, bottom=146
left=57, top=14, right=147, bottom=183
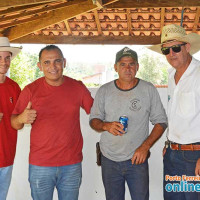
left=90, top=79, right=167, bottom=162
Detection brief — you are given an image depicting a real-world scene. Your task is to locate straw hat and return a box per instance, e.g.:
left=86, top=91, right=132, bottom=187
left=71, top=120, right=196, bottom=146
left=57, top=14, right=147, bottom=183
left=149, top=24, right=200, bottom=55
left=0, top=37, right=22, bottom=59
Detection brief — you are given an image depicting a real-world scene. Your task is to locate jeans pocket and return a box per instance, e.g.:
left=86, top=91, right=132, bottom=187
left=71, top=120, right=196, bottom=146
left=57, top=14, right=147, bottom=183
left=182, top=151, right=200, bottom=163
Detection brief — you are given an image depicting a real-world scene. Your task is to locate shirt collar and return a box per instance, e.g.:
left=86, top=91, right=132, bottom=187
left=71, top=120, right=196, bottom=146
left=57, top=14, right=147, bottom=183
left=168, top=57, right=198, bottom=80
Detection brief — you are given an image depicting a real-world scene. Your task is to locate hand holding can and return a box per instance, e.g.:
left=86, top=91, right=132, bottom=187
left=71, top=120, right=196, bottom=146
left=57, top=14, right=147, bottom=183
left=119, top=115, right=128, bottom=133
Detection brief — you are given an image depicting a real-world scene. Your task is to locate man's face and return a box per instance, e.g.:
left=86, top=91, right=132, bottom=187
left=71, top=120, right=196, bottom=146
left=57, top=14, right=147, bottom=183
left=0, top=51, right=11, bottom=75
left=114, top=56, right=139, bottom=82
left=37, top=49, right=66, bottom=86
left=162, top=41, right=191, bottom=69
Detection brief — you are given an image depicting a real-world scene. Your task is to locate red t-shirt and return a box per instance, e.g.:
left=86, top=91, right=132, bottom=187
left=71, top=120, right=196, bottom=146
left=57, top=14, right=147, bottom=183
left=0, top=77, right=21, bottom=167
left=13, top=76, right=93, bottom=167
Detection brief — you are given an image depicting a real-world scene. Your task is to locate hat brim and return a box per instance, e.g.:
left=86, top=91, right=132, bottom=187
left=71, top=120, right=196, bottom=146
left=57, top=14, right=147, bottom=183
left=148, top=33, right=200, bottom=55
left=0, top=46, right=22, bottom=59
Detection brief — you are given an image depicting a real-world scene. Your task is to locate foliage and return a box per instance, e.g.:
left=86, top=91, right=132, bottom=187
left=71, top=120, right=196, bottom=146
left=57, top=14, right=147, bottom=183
left=137, top=53, right=169, bottom=85
left=64, top=61, right=95, bottom=81
left=10, top=52, right=40, bottom=89
left=9, top=49, right=169, bottom=89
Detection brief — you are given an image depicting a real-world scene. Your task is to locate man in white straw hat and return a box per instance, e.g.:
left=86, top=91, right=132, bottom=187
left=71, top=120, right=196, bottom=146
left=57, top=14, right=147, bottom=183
left=0, top=37, right=21, bottom=200
left=150, top=24, right=200, bottom=199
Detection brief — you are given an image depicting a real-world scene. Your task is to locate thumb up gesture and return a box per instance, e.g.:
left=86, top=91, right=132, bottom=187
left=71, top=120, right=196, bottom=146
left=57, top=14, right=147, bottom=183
left=19, top=101, right=37, bottom=124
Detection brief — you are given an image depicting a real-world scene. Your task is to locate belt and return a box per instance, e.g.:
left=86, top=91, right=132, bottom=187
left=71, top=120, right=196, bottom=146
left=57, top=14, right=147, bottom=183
left=165, top=141, right=200, bottom=151
left=171, top=144, right=200, bottom=151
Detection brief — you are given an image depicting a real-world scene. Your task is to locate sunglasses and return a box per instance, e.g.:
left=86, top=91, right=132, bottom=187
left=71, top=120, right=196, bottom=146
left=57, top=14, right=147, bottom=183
left=161, top=43, right=187, bottom=55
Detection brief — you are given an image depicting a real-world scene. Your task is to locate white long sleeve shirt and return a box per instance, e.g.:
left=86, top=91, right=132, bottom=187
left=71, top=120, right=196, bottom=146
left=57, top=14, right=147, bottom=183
left=167, top=57, right=200, bottom=144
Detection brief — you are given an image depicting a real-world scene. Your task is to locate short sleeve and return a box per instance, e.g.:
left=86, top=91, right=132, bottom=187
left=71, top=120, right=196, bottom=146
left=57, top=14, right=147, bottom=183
left=89, top=86, right=106, bottom=122
left=149, top=85, right=168, bottom=126
left=12, top=86, right=32, bottom=115
left=80, top=82, right=94, bottom=114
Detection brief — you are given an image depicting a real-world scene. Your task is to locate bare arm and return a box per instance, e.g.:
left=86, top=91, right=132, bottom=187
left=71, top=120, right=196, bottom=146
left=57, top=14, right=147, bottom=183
left=195, top=159, right=200, bottom=175
left=11, top=102, right=37, bottom=130
left=90, top=118, right=124, bottom=136
left=132, top=123, right=165, bottom=165
left=0, top=113, right=3, bottom=123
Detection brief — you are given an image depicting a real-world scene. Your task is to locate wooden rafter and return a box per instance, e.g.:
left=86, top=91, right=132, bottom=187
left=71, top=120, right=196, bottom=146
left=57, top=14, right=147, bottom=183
left=0, top=17, right=39, bottom=29
left=0, top=1, right=86, bottom=23
left=126, top=9, right=132, bottom=36
left=93, top=0, right=103, bottom=8
left=192, top=7, right=200, bottom=32
left=93, top=9, right=103, bottom=35
left=4, top=0, right=98, bottom=41
left=64, top=20, right=72, bottom=36
left=0, top=2, right=49, bottom=16
left=0, top=0, right=57, bottom=8
left=103, top=0, right=119, bottom=6
left=160, top=7, right=165, bottom=33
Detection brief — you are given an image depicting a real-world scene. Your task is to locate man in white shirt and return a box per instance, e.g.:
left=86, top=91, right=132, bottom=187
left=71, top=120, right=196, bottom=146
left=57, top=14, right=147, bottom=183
left=149, top=24, right=200, bottom=200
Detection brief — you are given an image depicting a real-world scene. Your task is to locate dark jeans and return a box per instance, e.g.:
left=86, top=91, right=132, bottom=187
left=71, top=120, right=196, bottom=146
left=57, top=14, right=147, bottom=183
left=164, top=147, right=200, bottom=200
left=101, top=154, right=149, bottom=200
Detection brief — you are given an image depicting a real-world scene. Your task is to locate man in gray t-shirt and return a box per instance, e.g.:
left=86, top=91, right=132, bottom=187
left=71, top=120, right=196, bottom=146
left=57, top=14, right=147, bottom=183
left=89, top=47, right=167, bottom=200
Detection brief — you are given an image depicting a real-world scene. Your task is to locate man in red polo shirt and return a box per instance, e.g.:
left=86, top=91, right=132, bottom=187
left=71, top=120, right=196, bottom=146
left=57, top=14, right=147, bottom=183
left=11, top=45, right=93, bottom=200
left=0, top=37, right=21, bottom=200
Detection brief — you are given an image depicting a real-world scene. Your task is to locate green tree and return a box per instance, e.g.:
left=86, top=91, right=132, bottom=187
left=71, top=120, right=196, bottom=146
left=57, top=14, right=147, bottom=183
left=10, top=52, right=40, bottom=89
left=137, top=53, right=169, bottom=85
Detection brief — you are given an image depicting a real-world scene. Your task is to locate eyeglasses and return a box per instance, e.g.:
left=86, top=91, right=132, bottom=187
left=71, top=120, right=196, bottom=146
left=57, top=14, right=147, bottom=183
left=161, top=43, right=187, bottom=55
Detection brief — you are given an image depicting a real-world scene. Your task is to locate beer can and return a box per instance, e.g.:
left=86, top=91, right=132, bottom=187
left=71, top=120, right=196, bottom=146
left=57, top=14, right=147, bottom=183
left=119, top=115, right=128, bottom=133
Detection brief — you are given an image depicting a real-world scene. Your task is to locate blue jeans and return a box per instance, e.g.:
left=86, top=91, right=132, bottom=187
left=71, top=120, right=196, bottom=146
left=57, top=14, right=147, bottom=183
left=101, top=154, right=149, bottom=200
left=0, top=165, right=13, bottom=200
left=29, top=163, right=82, bottom=200
left=164, top=147, right=200, bottom=200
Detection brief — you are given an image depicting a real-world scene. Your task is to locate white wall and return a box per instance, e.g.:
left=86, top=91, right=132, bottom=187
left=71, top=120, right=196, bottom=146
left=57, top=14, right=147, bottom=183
left=7, top=88, right=168, bottom=200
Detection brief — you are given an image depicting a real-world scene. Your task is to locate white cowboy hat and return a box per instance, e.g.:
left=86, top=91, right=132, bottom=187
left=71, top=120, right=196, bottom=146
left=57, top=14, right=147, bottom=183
left=148, top=24, right=200, bottom=55
left=0, top=37, right=22, bottom=59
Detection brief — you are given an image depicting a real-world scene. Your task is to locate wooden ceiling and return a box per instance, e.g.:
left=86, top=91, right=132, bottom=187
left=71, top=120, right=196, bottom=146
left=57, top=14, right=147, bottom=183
left=1, top=0, right=200, bottom=45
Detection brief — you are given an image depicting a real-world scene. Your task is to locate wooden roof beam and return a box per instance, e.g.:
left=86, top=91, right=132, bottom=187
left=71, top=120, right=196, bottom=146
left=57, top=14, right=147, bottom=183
left=94, top=9, right=103, bottom=35
left=192, top=7, right=200, bottom=33
left=105, top=0, right=200, bottom=8
left=12, top=35, right=161, bottom=45
left=0, top=0, right=58, bottom=8
left=3, top=0, right=98, bottom=41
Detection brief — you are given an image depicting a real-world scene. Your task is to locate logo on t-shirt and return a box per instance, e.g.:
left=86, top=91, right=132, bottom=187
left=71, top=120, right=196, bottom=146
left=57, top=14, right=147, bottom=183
left=129, top=98, right=141, bottom=111
left=10, top=97, right=13, bottom=104
left=168, top=95, right=171, bottom=102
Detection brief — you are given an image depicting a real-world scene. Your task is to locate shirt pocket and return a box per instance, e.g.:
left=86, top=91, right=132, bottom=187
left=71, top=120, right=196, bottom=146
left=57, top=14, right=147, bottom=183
left=176, top=92, right=195, bottom=118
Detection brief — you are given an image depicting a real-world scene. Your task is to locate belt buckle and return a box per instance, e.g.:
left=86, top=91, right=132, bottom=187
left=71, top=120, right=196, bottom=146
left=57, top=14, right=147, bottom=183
left=165, top=140, right=170, bottom=148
